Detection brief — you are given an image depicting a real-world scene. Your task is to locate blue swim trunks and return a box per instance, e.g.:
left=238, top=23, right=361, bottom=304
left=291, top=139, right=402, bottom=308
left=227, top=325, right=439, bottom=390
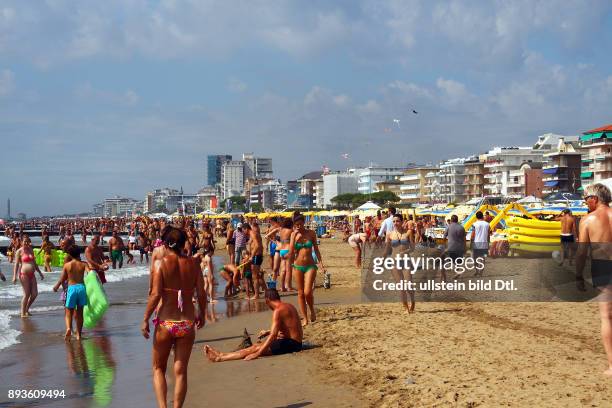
left=65, top=283, right=87, bottom=309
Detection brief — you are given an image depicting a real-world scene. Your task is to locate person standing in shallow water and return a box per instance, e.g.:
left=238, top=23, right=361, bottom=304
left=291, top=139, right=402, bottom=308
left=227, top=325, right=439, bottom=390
left=53, top=245, right=89, bottom=341
left=12, top=235, right=44, bottom=318
left=142, top=226, right=207, bottom=408
left=86, top=234, right=109, bottom=284
left=108, top=230, right=125, bottom=269
left=40, top=235, right=55, bottom=272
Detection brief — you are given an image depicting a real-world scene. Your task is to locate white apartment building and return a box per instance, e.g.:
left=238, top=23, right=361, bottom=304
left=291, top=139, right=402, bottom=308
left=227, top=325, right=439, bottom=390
left=322, top=173, right=358, bottom=207
left=438, top=158, right=468, bottom=203
left=398, top=166, right=437, bottom=203
left=103, top=196, right=140, bottom=217
left=579, top=125, right=612, bottom=189
left=355, top=166, right=407, bottom=194
left=483, top=147, right=546, bottom=196
left=249, top=179, right=287, bottom=209
left=221, top=160, right=245, bottom=199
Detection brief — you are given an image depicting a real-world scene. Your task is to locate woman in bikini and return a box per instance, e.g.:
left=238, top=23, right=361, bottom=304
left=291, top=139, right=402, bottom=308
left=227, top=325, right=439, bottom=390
left=288, top=212, right=326, bottom=326
left=385, top=214, right=415, bottom=313
left=200, top=248, right=216, bottom=304
left=405, top=215, right=417, bottom=249
left=142, top=226, right=207, bottom=408
left=263, top=217, right=282, bottom=282
left=277, top=217, right=294, bottom=291
left=40, top=235, right=55, bottom=272
left=12, top=235, right=44, bottom=318
left=8, top=232, right=20, bottom=263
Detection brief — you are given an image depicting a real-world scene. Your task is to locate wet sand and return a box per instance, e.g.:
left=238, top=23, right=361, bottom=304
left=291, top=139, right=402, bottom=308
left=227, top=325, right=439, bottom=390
left=187, top=290, right=364, bottom=408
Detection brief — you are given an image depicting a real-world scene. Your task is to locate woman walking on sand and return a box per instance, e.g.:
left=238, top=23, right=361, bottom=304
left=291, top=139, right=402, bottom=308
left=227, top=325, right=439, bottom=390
left=385, top=214, right=415, bottom=313
left=288, top=212, right=326, bottom=326
left=277, top=217, right=294, bottom=291
left=142, top=227, right=207, bottom=408
left=12, top=235, right=45, bottom=318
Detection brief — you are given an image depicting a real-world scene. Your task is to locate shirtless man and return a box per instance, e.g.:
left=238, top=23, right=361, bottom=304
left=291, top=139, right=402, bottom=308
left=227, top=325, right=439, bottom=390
left=575, top=183, right=612, bottom=376
left=245, top=221, right=265, bottom=299
left=108, top=230, right=125, bottom=269
left=204, top=288, right=303, bottom=361
left=53, top=245, right=89, bottom=341
left=85, top=234, right=109, bottom=284
left=62, top=229, right=76, bottom=251
left=557, top=209, right=577, bottom=266
left=137, top=232, right=150, bottom=263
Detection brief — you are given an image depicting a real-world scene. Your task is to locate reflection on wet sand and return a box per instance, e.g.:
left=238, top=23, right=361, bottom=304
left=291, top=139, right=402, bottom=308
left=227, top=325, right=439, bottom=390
left=65, top=333, right=116, bottom=407
left=205, top=295, right=268, bottom=322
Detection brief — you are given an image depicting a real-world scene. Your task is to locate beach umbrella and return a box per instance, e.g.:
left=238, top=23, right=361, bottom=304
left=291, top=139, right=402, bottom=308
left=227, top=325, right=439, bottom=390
left=517, top=196, right=543, bottom=204
left=355, top=201, right=382, bottom=211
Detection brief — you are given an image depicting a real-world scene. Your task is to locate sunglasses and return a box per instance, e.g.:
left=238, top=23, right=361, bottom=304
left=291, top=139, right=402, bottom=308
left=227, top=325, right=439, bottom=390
left=583, top=195, right=597, bottom=202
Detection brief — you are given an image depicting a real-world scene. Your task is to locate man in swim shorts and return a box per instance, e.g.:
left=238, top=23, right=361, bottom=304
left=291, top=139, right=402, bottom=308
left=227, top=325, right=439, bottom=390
left=575, top=183, right=612, bottom=376
left=557, top=209, right=577, bottom=266
left=246, top=220, right=265, bottom=299
left=108, top=229, right=125, bottom=269
left=53, top=245, right=89, bottom=341
left=204, top=288, right=303, bottom=361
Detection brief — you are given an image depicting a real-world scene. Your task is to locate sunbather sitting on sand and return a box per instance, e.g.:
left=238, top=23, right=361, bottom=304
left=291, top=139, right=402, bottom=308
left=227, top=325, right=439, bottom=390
left=204, top=288, right=303, bottom=361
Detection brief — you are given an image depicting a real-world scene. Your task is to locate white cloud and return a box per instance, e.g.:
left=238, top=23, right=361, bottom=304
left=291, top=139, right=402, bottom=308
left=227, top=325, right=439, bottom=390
left=357, top=99, right=381, bottom=114
left=74, top=82, right=139, bottom=106
left=227, top=77, right=247, bottom=93
left=333, top=94, right=351, bottom=107
left=123, top=89, right=139, bottom=106
left=436, top=78, right=469, bottom=103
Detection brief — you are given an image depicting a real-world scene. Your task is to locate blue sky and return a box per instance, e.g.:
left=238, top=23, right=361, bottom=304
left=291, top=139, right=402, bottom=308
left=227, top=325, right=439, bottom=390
left=1, top=0, right=611, bottom=216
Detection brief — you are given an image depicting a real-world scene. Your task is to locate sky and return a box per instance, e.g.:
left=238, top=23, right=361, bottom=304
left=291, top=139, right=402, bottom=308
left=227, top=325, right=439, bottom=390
left=1, top=0, right=611, bottom=216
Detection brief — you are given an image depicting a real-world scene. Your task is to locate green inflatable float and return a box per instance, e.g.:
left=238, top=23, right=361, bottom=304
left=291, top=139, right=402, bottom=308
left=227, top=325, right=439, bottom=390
left=33, top=248, right=67, bottom=267
left=83, top=271, right=109, bottom=329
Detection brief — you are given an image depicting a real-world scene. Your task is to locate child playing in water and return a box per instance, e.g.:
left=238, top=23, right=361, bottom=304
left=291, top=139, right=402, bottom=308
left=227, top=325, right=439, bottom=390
left=125, top=247, right=136, bottom=265
left=52, top=245, right=89, bottom=341
left=240, top=250, right=255, bottom=299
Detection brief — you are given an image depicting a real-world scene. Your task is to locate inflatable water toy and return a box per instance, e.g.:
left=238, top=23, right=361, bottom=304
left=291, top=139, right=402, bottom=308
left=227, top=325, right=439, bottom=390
left=33, top=248, right=67, bottom=268
left=505, top=217, right=561, bottom=230
left=508, top=234, right=560, bottom=245
left=83, top=271, right=109, bottom=329
left=506, top=226, right=561, bottom=238
left=509, top=242, right=561, bottom=253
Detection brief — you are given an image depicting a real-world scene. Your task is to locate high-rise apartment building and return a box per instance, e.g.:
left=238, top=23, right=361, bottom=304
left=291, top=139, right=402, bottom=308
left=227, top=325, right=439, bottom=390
left=206, top=155, right=232, bottom=186
left=221, top=160, right=245, bottom=199
left=322, top=173, right=359, bottom=208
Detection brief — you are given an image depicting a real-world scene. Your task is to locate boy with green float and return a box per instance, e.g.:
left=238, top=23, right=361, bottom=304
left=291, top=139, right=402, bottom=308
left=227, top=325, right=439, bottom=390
left=53, top=245, right=89, bottom=341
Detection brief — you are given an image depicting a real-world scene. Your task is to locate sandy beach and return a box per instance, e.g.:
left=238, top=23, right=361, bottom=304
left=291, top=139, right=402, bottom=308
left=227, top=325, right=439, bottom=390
left=187, top=237, right=612, bottom=407
left=294, top=237, right=612, bottom=407
left=2, top=235, right=612, bottom=407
